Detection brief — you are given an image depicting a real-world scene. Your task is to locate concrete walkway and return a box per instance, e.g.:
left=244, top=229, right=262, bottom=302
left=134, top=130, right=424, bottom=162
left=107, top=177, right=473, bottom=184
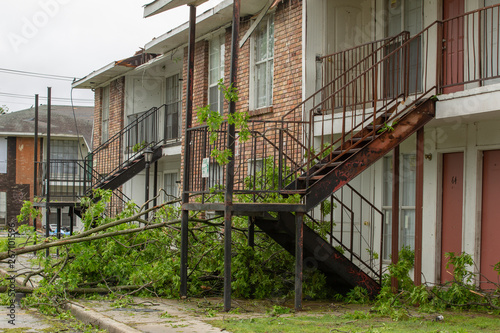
left=0, top=253, right=226, bottom=333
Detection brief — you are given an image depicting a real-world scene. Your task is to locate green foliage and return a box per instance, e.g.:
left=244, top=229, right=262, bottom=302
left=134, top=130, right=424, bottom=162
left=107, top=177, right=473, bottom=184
left=197, top=80, right=250, bottom=165
left=344, top=286, right=370, bottom=304
left=17, top=200, right=42, bottom=224
left=444, top=251, right=474, bottom=284
left=377, top=120, right=397, bottom=134
left=267, top=305, right=292, bottom=316
left=0, top=105, right=8, bottom=114
left=373, top=249, right=500, bottom=320
left=132, top=141, right=148, bottom=153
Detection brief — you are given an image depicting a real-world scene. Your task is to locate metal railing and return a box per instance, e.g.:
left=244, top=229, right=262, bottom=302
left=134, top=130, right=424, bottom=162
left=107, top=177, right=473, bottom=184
left=35, top=159, right=130, bottom=216
left=91, top=103, right=181, bottom=190
left=442, top=4, right=500, bottom=90
left=185, top=116, right=307, bottom=197
left=307, top=184, right=384, bottom=282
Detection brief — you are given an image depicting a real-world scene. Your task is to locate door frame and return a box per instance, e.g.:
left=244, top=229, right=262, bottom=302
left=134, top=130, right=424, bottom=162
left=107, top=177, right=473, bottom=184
left=437, top=150, right=466, bottom=283
left=435, top=149, right=466, bottom=284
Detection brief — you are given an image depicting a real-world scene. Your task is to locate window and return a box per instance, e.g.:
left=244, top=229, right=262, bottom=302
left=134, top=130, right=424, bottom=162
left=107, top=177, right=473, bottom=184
left=165, top=74, right=181, bottom=140
left=50, top=140, right=79, bottom=178
left=101, top=86, right=110, bottom=142
left=209, top=35, right=225, bottom=114
left=252, top=15, right=274, bottom=109
left=163, top=172, right=179, bottom=202
left=0, top=192, right=6, bottom=225
left=0, top=137, right=7, bottom=174
left=387, top=0, right=422, bottom=94
left=208, top=162, right=223, bottom=189
left=382, top=154, right=416, bottom=260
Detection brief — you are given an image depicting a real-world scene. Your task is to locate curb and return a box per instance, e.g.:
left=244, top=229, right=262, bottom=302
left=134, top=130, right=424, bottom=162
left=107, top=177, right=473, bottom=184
left=65, top=302, right=142, bottom=333
left=0, top=266, right=141, bottom=333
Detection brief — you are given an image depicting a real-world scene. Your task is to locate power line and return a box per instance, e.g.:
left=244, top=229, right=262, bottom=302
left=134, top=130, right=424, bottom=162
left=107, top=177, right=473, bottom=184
left=0, top=92, right=93, bottom=103
left=0, top=67, right=78, bottom=81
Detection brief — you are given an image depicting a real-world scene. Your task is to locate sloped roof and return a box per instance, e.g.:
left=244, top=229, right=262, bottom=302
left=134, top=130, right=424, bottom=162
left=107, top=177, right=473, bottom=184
left=0, top=105, right=94, bottom=148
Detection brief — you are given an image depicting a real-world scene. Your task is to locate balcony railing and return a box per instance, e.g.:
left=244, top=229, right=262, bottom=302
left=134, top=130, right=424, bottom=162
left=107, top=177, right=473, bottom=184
left=91, top=103, right=181, bottom=190
left=307, top=183, right=384, bottom=282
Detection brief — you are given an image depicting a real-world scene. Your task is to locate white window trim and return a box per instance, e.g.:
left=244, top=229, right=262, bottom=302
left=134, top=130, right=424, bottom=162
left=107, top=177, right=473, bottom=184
left=208, top=34, right=225, bottom=115
left=101, top=86, right=110, bottom=142
left=0, top=137, right=7, bottom=174
left=163, top=170, right=180, bottom=202
left=249, top=14, right=275, bottom=111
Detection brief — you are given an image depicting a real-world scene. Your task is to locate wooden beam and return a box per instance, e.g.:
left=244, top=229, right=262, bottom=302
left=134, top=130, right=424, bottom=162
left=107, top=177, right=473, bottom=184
left=239, top=0, right=274, bottom=48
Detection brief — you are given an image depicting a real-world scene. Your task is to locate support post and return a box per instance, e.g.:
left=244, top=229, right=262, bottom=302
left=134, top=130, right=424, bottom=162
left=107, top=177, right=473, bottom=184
left=295, top=212, right=304, bottom=311
left=223, top=207, right=232, bottom=312
left=391, top=145, right=400, bottom=292
left=414, top=128, right=424, bottom=285
left=180, top=4, right=197, bottom=298
left=153, top=161, right=158, bottom=207
left=222, top=0, right=241, bottom=312
left=34, top=94, right=39, bottom=235
left=69, top=206, right=74, bottom=236
left=145, top=161, right=150, bottom=213
left=45, top=87, right=51, bottom=257
left=248, top=217, right=254, bottom=248
left=56, top=208, right=61, bottom=257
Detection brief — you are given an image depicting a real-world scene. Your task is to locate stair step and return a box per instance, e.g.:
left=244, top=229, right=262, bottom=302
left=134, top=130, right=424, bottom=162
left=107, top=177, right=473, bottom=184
left=280, top=189, right=307, bottom=195
left=298, top=175, right=324, bottom=181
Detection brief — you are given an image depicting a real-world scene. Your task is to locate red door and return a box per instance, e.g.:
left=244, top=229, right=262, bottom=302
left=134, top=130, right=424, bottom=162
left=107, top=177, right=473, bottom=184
left=443, top=0, right=465, bottom=93
left=481, top=150, right=500, bottom=290
left=441, top=152, right=464, bottom=283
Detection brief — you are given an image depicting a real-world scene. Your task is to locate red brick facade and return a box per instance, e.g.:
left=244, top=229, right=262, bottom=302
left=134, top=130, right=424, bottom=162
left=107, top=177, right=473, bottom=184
left=0, top=137, right=42, bottom=227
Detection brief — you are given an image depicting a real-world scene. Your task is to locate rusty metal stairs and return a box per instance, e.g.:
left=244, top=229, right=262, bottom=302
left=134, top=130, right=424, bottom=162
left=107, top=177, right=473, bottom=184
left=252, top=97, right=435, bottom=297
left=291, top=98, right=435, bottom=211
left=93, top=147, right=163, bottom=192
left=254, top=211, right=382, bottom=297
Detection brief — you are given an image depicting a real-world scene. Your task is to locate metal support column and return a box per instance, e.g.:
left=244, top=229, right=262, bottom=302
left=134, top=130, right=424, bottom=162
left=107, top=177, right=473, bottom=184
left=145, top=161, right=150, bottom=212
left=180, top=4, right=197, bottom=298
left=295, top=212, right=304, bottom=311
left=414, top=128, right=424, bottom=285
left=223, top=0, right=240, bottom=313
left=56, top=208, right=61, bottom=257
left=391, top=145, right=400, bottom=292
left=45, top=88, right=51, bottom=258
left=69, top=206, right=74, bottom=236
left=248, top=217, right=255, bottom=248
left=34, top=94, right=39, bottom=235
left=153, top=161, right=158, bottom=207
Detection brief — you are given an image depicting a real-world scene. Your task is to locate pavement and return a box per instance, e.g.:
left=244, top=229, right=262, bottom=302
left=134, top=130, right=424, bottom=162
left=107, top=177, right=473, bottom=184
left=0, top=253, right=227, bottom=333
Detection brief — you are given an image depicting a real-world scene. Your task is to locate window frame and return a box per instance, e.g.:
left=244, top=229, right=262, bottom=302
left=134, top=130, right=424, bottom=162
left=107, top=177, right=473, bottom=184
left=0, top=137, right=7, bottom=174
left=208, top=34, right=225, bottom=115
left=250, top=14, right=275, bottom=110
left=101, top=86, right=110, bottom=142
left=0, top=191, right=6, bottom=226
left=381, top=153, right=417, bottom=261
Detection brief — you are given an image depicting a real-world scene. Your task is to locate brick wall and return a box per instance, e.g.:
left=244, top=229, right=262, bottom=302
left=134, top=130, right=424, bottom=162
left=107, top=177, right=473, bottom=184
left=92, top=78, right=126, bottom=215
left=180, top=0, right=304, bottom=195
left=0, top=137, right=32, bottom=228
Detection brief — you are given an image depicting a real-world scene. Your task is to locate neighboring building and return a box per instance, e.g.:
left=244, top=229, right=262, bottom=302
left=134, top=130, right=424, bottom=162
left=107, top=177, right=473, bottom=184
left=0, top=105, right=93, bottom=230
left=73, top=0, right=500, bottom=306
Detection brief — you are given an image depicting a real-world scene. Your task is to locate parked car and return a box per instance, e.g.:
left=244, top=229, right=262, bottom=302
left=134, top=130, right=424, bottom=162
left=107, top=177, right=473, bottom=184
left=46, top=224, right=71, bottom=236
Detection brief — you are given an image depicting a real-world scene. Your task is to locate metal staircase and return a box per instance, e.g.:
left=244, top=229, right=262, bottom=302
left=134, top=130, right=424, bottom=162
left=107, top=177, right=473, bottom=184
left=185, top=22, right=440, bottom=296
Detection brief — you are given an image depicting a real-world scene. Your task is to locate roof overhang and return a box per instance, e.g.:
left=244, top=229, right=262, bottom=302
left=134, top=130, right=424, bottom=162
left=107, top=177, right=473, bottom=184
left=144, top=0, right=209, bottom=18
left=144, top=0, right=268, bottom=54
left=73, top=53, right=158, bottom=89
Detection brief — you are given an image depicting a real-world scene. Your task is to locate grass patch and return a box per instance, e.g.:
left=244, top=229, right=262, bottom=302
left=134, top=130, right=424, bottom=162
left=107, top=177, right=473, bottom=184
left=209, top=310, right=500, bottom=333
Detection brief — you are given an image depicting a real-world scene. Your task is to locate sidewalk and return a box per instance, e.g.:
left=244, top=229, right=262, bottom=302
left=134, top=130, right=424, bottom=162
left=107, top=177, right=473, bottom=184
left=0, top=253, right=226, bottom=333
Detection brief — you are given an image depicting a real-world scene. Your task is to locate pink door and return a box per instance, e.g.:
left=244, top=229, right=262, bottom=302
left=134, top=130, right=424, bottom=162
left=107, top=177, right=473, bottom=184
left=441, top=152, right=464, bottom=283
left=481, top=150, right=500, bottom=289
left=443, top=0, right=465, bottom=93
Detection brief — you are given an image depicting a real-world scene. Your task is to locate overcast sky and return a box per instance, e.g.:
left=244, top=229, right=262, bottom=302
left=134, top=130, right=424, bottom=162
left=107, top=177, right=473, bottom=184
left=0, top=0, right=220, bottom=112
